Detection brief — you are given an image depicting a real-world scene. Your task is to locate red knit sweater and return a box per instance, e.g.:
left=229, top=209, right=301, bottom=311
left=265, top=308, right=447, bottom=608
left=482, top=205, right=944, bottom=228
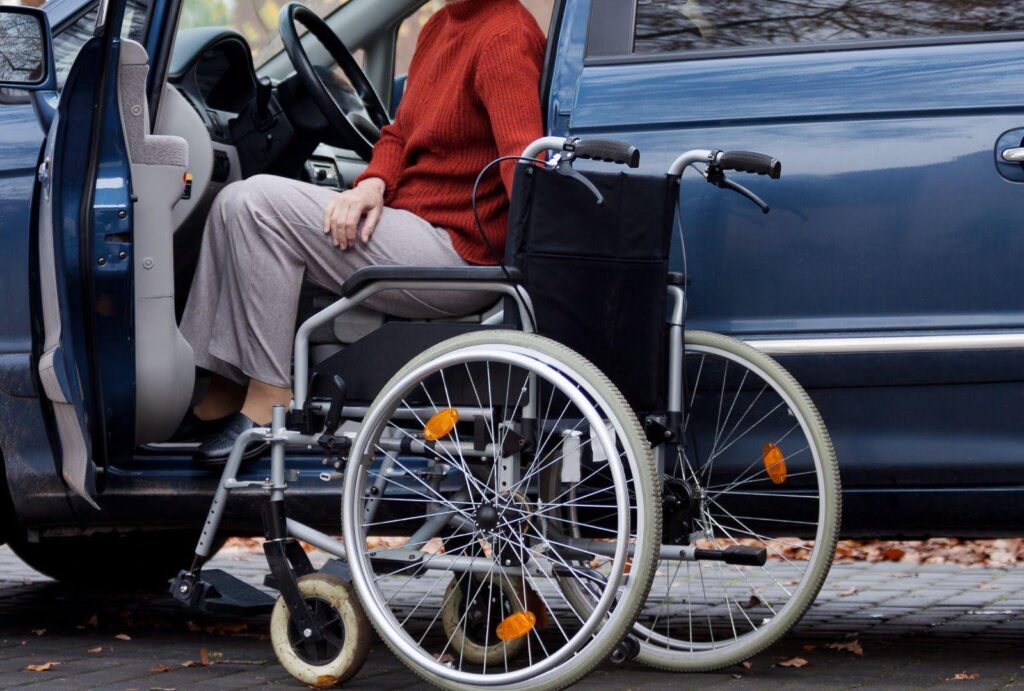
left=354, top=0, right=545, bottom=265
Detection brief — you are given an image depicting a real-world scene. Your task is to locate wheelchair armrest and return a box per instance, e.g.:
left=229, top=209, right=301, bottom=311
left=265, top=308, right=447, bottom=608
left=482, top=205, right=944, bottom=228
left=339, top=265, right=521, bottom=299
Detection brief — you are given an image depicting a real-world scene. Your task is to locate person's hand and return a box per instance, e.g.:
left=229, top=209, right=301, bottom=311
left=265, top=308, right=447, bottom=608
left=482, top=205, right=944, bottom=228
left=323, top=178, right=386, bottom=249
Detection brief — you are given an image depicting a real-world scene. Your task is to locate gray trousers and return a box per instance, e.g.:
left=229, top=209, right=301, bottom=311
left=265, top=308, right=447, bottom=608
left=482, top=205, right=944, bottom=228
left=179, top=174, right=491, bottom=388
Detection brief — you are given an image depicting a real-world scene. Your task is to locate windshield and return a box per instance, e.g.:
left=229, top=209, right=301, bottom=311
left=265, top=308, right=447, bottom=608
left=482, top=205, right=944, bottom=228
left=178, top=0, right=350, bottom=67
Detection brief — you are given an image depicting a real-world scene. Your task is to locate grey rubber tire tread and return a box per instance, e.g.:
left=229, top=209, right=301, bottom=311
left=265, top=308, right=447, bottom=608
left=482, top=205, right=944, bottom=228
left=635, top=330, right=840, bottom=672
left=345, top=329, right=661, bottom=691
left=270, top=572, right=372, bottom=686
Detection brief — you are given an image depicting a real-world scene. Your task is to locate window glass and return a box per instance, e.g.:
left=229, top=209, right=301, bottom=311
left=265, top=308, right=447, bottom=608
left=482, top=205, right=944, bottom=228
left=1, top=0, right=150, bottom=96
left=633, top=0, right=1024, bottom=55
left=178, top=0, right=351, bottom=68
left=395, top=0, right=554, bottom=76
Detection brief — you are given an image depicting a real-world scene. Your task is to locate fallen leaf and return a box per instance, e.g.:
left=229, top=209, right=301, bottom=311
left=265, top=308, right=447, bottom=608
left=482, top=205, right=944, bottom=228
left=949, top=672, right=981, bottom=681
left=802, top=644, right=817, bottom=652
left=149, top=665, right=171, bottom=674
left=827, top=640, right=864, bottom=656
left=87, top=646, right=103, bottom=654
left=87, top=614, right=99, bottom=627
left=838, top=587, right=859, bottom=597
left=741, top=661, right=752, bottom=669
left=312, top=676, right=340, bottom=689
left=25, top=662, right=60, bottom=672
left=181, top=660, right=205, bottom=668
left=31, top=629, right=46, bottom=637
left=114, top=633, right=131, bottom=641
left=186, top=621, right=201, bottom=633
left=200, top=647, right=210, bottom=666
left=778, top=657, right=810, bottom=668
left=977, top=582, right=996, bottom=590
left=743, top=594, right=767, bottom=609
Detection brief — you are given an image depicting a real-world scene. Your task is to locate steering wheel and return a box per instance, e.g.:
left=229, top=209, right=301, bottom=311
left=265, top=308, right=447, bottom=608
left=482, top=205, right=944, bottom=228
left=279, top=2, right=390, bottom=161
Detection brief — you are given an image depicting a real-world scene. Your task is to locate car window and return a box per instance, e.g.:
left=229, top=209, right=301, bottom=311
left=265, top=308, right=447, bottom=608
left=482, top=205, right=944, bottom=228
left=633, top=0, right=1024, bottom=55
left=51, top=0, right=150, bottom=88
left=178, top=0, right=351, bottom=68
left=395, top=0, right=554, bottom=76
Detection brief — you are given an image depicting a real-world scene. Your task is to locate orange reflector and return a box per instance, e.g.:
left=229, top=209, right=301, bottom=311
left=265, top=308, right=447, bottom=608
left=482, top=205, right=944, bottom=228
left=423, top=407, right=459, bottom=441
left=762, top=442, right=787, bottom=484
left=496, top=611, right=536, bottom=642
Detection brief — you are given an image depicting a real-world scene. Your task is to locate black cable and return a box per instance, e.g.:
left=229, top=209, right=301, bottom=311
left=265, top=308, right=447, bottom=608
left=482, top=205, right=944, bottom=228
left=471, top=154, right=544, bottom=331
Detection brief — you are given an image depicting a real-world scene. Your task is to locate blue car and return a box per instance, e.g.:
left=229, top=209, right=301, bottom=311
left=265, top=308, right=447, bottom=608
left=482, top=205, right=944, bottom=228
left=0, top=0, right=1022, bottom=585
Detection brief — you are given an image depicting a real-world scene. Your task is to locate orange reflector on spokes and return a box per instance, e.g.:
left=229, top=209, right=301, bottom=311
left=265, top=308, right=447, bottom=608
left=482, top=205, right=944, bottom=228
left=423, top=407, right=459, bottom=441
left=496, top=611, right=536, bottom=642
left=762, top=442, right=787, bottom=484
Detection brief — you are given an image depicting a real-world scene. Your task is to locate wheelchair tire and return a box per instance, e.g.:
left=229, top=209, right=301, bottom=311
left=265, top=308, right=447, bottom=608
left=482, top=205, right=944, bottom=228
left=632, top=330, right=840, bottom=672
left=342, top=330, right=660, bottom=690
left=269, top=573, right=371, bottom=687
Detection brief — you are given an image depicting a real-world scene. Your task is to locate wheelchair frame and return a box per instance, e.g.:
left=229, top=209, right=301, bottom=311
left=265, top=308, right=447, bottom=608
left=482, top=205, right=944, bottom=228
left=173, top=137, right=810, bottom=677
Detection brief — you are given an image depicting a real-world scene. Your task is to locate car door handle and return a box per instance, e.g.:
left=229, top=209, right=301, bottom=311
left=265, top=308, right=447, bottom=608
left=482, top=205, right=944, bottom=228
left=1001, top=147, right=1024, bottom=162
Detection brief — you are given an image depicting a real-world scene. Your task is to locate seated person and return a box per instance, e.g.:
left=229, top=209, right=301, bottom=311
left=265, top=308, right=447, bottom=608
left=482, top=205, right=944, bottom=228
left=178, top=0, right=546, bottom=459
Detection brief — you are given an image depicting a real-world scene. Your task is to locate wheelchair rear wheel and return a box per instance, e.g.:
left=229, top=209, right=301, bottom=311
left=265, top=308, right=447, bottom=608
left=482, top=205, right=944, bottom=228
left=634, top=330, right=840, bottom=671
left=342, top=331, right=660, bottom=690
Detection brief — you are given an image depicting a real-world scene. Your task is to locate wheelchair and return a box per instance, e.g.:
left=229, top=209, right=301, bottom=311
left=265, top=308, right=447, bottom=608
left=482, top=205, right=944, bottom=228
left=172, top=136, right=841, bottom=689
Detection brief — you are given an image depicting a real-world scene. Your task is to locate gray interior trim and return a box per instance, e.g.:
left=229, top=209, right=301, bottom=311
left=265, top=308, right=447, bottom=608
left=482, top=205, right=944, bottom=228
left=154, top=83, right=213, bottom=229
left=119, top=40, right=196, bottom=443
left=746, top=332, right=1024, bottom=355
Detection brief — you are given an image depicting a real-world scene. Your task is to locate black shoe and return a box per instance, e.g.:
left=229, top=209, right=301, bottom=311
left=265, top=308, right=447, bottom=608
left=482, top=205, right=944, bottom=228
left=169, top=410, right=236, bottom=443
left=194, top=413, right=266, bottom=464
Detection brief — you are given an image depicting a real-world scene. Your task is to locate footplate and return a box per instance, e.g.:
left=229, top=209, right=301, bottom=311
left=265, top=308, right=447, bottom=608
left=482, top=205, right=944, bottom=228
left=171, top=569, right=275, bottom=615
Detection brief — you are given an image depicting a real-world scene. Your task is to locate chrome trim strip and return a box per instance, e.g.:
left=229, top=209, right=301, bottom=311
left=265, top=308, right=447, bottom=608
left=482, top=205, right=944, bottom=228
left=745, top=332, right=1024, bottom=355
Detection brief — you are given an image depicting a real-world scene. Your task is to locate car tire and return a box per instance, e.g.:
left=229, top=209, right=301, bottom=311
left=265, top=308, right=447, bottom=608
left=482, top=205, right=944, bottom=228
left=7, top=530, right=214, bottom=588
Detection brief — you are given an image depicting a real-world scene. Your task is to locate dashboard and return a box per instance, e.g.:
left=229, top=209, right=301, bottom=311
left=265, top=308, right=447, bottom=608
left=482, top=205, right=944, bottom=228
left=166, top=27, right=352, bottom=189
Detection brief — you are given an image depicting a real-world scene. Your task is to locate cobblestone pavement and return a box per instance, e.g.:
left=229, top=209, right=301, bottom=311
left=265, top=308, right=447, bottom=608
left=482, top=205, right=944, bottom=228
left=0, top=544, right=1022, bottom=689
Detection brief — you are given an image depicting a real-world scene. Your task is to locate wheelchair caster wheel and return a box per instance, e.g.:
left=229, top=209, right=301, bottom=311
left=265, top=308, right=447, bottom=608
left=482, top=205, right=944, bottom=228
left=609, top=634, right=641, bottom=665
left=441, top=573, right=529, bottom=665
left=270, top=573, right=370, bottom=687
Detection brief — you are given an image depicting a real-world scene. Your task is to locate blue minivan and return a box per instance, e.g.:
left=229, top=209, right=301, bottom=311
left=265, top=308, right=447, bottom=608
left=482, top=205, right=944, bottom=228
left=0, top=0, right=1022, bottom=585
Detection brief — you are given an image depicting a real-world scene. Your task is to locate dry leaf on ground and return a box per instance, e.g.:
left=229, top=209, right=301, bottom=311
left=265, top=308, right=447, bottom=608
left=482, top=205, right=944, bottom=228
left=827, top=640, right=864, bottom=656
left=778, top=657, right=810, bottom=668
left=25, top=662, right=60, bottom=672
left=149, top=665, right=171, bottom=673
left=200, top=647, right=211, bottom=666
left=949, top=672, right=981, bottom=681
left=87, top=646, right=103, bottom=654
left=31, top=629, right=46, bottom=636
left=741, top=661, right=752, bottom=669
left=114, top=633, right=131, bottom=641
left=838, top=587, right=859, bottom=597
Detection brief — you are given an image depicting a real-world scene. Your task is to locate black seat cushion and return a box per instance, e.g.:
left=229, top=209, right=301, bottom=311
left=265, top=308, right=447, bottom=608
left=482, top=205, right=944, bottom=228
left=339, top=265, right=521, bottom=298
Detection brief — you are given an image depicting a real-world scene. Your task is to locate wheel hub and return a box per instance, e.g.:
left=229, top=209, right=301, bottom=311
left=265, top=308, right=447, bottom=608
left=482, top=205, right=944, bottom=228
left=475, top=503, right=500, bottom=531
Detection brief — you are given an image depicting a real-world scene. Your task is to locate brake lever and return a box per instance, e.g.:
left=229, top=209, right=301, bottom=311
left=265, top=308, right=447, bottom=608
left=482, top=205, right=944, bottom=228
left=706, top=167, right=770, bottom=214
left=554, top=155, right=604, bottom=206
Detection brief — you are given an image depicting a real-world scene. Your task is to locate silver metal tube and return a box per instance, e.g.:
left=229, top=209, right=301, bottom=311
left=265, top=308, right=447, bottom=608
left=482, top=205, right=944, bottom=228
left=667, top=285, right=686, bottom=413
left=294, top=281, right=536, bottom=410
left=521, top=136, right=568, bottom=160
left=194, top=427, right=269, bottom=557
left=668, top=149, right=716, bottom=177
left=270, top=406, right=287, bottom=501
left=562, top=537, right=701, bottom=563
left=286, top=519, right=346, bottom=559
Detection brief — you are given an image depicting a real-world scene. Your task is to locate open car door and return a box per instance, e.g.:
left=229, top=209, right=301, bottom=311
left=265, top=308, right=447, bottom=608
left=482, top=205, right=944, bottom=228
left=2, top=0, right=191, bottom=506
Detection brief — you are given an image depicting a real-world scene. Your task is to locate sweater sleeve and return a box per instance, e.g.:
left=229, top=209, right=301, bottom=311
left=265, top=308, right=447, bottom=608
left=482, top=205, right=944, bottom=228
left=353, top=116, right=405, bottom=203
left=474, top=27, right=545, bottom=200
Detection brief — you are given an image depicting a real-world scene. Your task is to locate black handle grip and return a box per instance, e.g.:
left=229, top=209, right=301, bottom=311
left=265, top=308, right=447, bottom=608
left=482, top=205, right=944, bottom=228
left=717, top=151, right=782, bottom=179
left=571, top=138, right=641, bottom=168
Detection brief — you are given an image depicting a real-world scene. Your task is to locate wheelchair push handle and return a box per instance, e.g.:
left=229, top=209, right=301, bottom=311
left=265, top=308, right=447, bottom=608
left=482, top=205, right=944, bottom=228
left=716, top=151, right=782, bottom=179
left=570, top=138, right=641, bottom=168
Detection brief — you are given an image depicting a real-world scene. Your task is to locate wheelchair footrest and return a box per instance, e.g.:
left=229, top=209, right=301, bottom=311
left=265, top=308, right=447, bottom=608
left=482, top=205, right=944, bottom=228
left=693, top=545, right=768, bottom=567
left=171, top=569, right=275, bottom=615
